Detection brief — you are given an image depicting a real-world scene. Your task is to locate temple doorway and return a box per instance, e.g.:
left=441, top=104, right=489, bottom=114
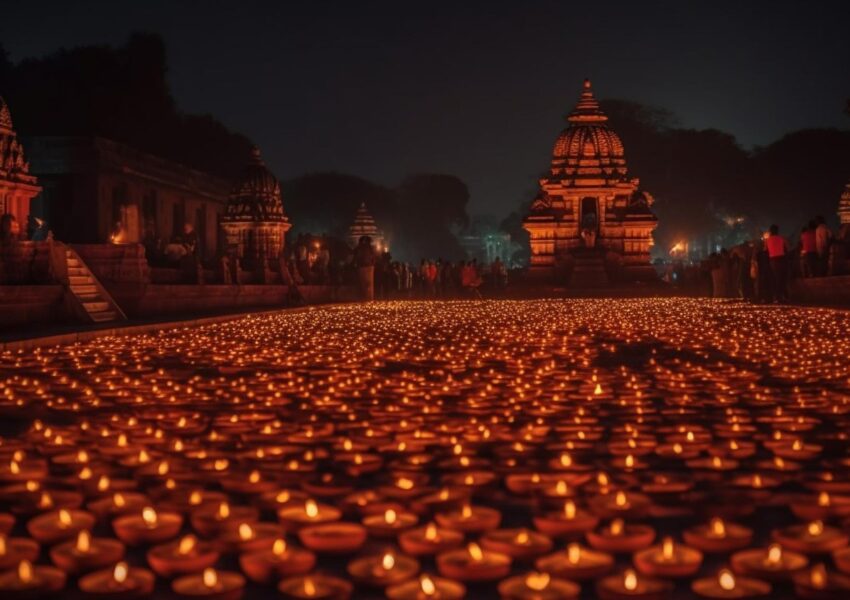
left=580, top=197, right=598, bottom=232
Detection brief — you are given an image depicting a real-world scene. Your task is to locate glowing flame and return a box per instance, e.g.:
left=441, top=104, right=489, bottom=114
left=142, top=507, right=158, bottom=526
left=420, top=575, right=436, bottom=596
left=766, top=544, right=782, bottom=566
left=113, top=493, right=126, bottom=508
left=818, top=492, right=830, bottom=507
left=468, top=543, right=484, bottom=561
left=273, top=539, right=286, bottom=555
left=18, top=560, right=33, bottom=584
left=178, top=535, right=196, bottom=555
left=808, top=521, right=824, bottom=536
left=564, top=501, right=576, bottom=519
left=238, top=523, right=254, bottom=540
left=203, top=568, right=218, bottom=588
left=303, top=578, right=317, bottom=596
left=58, top=509, right=72, bottom=528
left=425, top=522, right=439, bottom=541
left=113, top=562, right=128, bottom=583
left=662, top=537, right=674, bottom=560
left=567, top=543, right=581, bottom=564
left=610, top=519, right=624, bottom=536
left=382, top=553, right=395, bottom=570
left=0, top=536, right=6, bottom=555
left=810, top=564, right=827, bottom=589
left=189, top=490, right=203, bottom=506
left=385, top=509, right=397, bottom=524
left=461, top=504, right=472, bottom=519
left=719, top=570, right=736, bottom=591
left=76, top=530, right=91, bottom=553
left=397, top=478, right=414, bottom=490
left=615, top=491, right=628, bottom=507
left=217, top=502, right=230, bottom=519
left=710, top=518, right=726, bottom=538
left=305, top=500, right=319, bottom=518
left=624, top=569, right=637, bottom=591
left=515, top=530, right=530, bottom=545
left=525, top=572, right=550, bottom=591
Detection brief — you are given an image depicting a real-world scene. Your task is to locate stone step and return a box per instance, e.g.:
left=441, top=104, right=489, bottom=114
left=66, top=258, right=81, bottom=268
left=67, top=267, right=87, bottom=277
left=70, top=284, right=97, bottom=296
left=69, top=275, right=94, bottom=286
left=89, top=310, right=118, bottom=322
left=82, top=301, right=110, bottom=313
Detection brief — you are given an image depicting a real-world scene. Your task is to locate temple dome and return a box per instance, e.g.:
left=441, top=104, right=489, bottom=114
left=550, top=79, right=627, bottom=181
left=0, top=96, right=13, bottom=132
left=223, top=147, right=288, bottom=223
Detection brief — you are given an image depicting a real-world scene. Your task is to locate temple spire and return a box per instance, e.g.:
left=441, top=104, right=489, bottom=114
left=568, top=77, right=607, bottom=123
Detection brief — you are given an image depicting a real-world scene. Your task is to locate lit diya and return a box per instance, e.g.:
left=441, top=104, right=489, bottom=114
left=533, top=500, right=599, bottom=537
left=348, top=550, right=420, bottom=587
left=588, top=491, right=651, bottom=519
left=386, top=573, right=466, bottom=600
left=27, top=508, right=95, bottom=545
left=683, top=518, right=753, bottom=553
left=297, top=522, right=367, bottom=554
left=498, top=571, right=580, bottom=600
left=362, top=508, right=418, bottom=538
left=239, top=538, right=316, bottom=583
left=113, top=506, right=183, bottom=545
left=0, top=535, right=39, bottom=570
left=596, top=568, right=672, bottom=600
left=730, top=544, right=808, bottom=581
left=634, top=536, right=702, bottom=578
left=279, top=500, right=341, bottom=531
left=535, top=542, right=614, bottom=580
left=791, top=492, right=850, bottom=521
left=0, top=559, right=66, bottom=598
left=278, top=574, right=353, bottom=600
left=772, top=520, right=849, bottom=553
left=190, top=502, right=258, bottom=537
left=436, top=542, right=512, bottom=582
left=217, top=521, right=283, bottom=553
left=399, top=522, right=464, bottom=556
left=147, top=534, right=220, bottom=578
left=434, top=504, right=501, bottom=534
left=172, top=567, right=245, bottom=600
left=49, top=529, right=125, bottom=574
left=480, top=528, right=553, bottom=560
left=87, top=492, right=149, bottom=521
left=586, top=519, right=655, bottom=553
left=78, top=561, right=155, bottom=599
left=691, top=569, right=771, bottom=599
left=792, top=563, right=850, bottom=599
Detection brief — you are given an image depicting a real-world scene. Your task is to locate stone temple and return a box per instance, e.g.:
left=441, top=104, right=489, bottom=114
left=523, top=80, right=657, bottom=286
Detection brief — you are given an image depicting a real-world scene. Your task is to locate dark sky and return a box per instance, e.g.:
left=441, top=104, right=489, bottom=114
left=2, top=0, right=849, bottom=217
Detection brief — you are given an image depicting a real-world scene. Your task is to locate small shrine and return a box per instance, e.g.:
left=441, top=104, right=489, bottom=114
left=0, top=96, right=42, bottom=236
left=221, top=147, right=291, bottom=263
left=347, top=201, right=385, bottom=251
left=523, top=80, right=657, bottom=284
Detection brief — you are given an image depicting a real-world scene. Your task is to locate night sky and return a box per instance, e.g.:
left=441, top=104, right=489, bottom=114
left=2, top=0, right=849, bottom=217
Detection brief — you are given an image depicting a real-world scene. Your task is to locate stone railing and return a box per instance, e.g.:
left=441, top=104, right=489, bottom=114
left=0, top=241, right=52, bottom=284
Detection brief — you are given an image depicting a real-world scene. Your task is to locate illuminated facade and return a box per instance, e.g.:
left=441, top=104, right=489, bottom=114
left=347, top=201, right=385, bottom=251
left=221, top=147, right=291, bottom=263
left=523, top=80, right=657, bottom=283
left=840, top=182, right=850, bottom=225
left=0, top=96, right=42, bottom=234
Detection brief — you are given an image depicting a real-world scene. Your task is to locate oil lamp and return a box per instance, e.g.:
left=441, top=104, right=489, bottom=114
left=49, top=529, right=125, bottom=574
left=113, top=506, right=183, bottom=545
left=683, top=518, right=753, bottom=553
left=595, top=568, right=672, bottom=600
left=347, top=550, right=420, bottom=587
left=399, top=522, right=464, bottom=556
left=497, top=571, right=580, bottom=599
left=146, top=534, right=220, bottom=577
left=27, top=508, right=95, bottom=545
left=385, top=573, right=466, bottom=600
left=77, top=561, right=155, bottom=598
left=587, top=518, right=655, bottom=553
left=171, top=567, right=245, bottom=600
left=436, top=542, right=512, bottom=582
left=633, top=536, right=703, bottom=577
left=239, top=538, right=316, bottom=583
left=0, top=559, right=67, bottom=598
left=278, top=574, right=353, bottom=600
left=0, top=535, right=39, bottom=570
left=691, top=569, right=771, bottom=599
left=730, top=543, right=808, bottom=581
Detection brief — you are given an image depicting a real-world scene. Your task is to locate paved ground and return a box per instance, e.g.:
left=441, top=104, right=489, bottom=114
left=1, top=299, right=849, bottom=598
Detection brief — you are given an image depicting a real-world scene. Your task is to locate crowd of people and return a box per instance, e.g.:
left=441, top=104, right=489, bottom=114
left=666, top=216, right=850, bottom=302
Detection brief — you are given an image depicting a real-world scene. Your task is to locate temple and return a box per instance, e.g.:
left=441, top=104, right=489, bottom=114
left=0, top=96, right=41, bottom=235
left=347, top=201, right=385, bottom=251
left=220, top=147, right=291, bottom=265
left=523, top=79, right=657, bottom=285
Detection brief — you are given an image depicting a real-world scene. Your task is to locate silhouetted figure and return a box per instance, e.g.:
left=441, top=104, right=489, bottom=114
left=766, top=225, right=789, bottom=303
left=353, top=235, right=376, bottom=301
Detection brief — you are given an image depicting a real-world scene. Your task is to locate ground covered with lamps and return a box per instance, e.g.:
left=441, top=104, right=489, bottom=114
left=2, top=299, right=850, bottom=599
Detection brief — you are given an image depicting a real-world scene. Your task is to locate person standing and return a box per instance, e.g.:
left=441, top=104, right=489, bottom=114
left=353, top=235, right=376, bottom=301
left=814, top=215, right=832, bottom=276
left=800, top=222, right=817, bottom=278
left=766, top=225, right=790, bottom=303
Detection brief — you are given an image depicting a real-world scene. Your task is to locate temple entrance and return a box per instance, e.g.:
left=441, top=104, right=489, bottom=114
left=580, top=197, right=598, bottom=248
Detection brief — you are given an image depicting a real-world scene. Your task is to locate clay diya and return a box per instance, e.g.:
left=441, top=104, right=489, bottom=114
left=239, top=538, right=315, bottom=583
left=731, top=544, right=808, bottom=581
left=49, top=529, right=125, bottom=574
left=683, top=518, right=754, bottom=553
left=633, top=537, right=703, bottom=578
left=595, top=568, right=673, bottom=600
left=278, top=574, right=353, bottom=600
left=773, top=520, right=849, bottom=554
left=171, top=568, right=245, bottom=600
left=498, top=571, right=580, bottom=599
left=27, top=508, right=95, bottom=545
left=362, top=508, right=418, bottom=538
left=587, top=519, right=655, bottom=553
left=279, top=500, right=341, bottom=531
left=113, top=506, right=183, bottom=545
left=691, top=569, right=771, bottom=599
left=190, top=502, right=258, bottom=537
left=399, top=522, right=464, bottom=556
left=386, top=573, right=466, bottom=600
left=792, top=563, right=850, bottom=599
left=297, top=522, right=367, bottom=554
left=533, top=500, right=599, bottom=537
left=480, top=528, right=553, bottom=560
left=217, top=521, right=283, bottom=553
left=535, top=542, right=614, bottom=580
left=77, top=561, right=155, bottom=599
left=0, top=559, right=66, bottom=598
left=147, top=534, right=220, bottom=578
left=790, top=492, right=850, bottom=521
left=436, top=542, right=512, bottom=582
left=589, top=491, right=651, bottom=519
left=434, top=504, right=501, bottom=534
left=348, top=550, right=420, bottom=587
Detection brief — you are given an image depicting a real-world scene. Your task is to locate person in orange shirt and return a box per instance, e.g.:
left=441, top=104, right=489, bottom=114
left=765, top=224, right=789, bottom=303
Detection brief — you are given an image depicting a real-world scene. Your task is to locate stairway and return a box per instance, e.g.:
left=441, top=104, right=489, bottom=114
left=570, top=251, right=609, bottom=288
left=63, top=248, right=126, bottom=323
